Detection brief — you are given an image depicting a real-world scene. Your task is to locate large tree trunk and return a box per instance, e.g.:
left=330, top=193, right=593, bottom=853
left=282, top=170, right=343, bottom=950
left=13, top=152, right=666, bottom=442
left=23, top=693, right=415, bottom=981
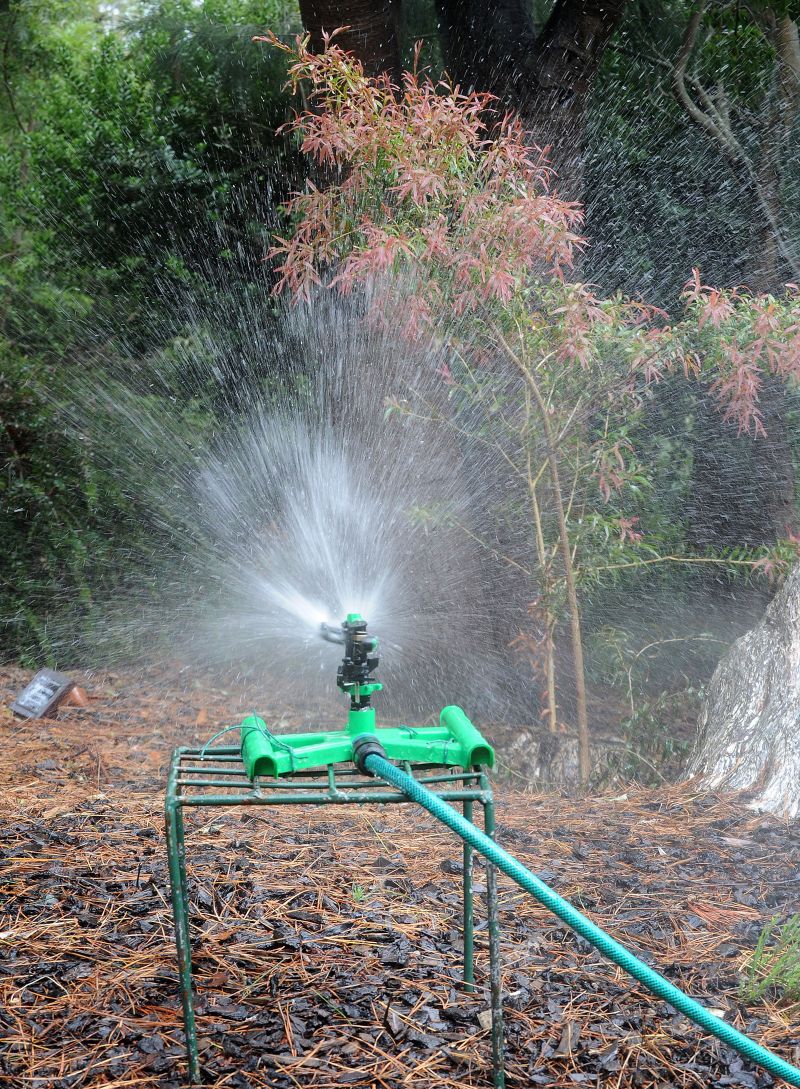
left=690, top=565, right=800, bottom=817
left=435, top=0, right=627, bottom=194
left=297, top=0, right=401, bottom=80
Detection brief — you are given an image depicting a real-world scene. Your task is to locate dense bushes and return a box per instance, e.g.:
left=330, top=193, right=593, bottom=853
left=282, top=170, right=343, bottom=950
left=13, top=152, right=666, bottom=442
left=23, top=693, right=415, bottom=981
left=0, top=0, right=300, bottom=660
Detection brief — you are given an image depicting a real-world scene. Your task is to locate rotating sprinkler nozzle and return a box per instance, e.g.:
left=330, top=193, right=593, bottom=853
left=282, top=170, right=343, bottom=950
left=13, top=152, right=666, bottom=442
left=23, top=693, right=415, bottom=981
left=321, top=613, right=381, bottom=710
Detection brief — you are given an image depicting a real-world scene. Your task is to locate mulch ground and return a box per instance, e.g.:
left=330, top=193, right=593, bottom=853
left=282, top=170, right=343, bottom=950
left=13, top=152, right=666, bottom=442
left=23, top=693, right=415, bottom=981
left=1, top=664, right=799, bottom=1089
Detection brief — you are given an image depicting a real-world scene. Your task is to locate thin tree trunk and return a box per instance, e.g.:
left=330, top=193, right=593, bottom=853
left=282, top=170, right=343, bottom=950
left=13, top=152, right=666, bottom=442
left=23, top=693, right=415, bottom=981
left=529, top=460, right=559, bottom=733
left=496, top=332, right=591, bottom=784
left=543, top=412, right=590, bottom=783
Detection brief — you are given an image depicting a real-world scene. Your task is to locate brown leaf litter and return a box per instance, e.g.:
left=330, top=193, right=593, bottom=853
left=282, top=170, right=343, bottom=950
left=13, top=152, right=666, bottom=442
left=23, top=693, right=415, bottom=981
left=0, top=665, right=798, bottom=1088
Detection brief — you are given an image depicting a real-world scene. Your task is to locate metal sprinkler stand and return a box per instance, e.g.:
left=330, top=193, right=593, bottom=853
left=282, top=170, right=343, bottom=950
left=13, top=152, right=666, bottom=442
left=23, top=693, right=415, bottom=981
left=165, top=613, right=504, bottom=1085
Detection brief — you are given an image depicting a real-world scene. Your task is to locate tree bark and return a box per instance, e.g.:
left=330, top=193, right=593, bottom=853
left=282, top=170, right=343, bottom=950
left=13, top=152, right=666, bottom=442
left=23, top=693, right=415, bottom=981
left=297, top=0, right=401, bottom=81
left=690, top=564, right=800, bottom=817
left=435, top=0, right=628, bottom=194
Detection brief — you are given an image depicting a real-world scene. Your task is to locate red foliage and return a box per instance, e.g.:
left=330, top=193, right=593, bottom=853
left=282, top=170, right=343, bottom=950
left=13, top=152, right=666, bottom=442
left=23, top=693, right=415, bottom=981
left=258, top=30, right=583, bottom=321
left=259, top=33, right=800, bottom=448
left=593, top=439, right=635, bottom=502
left=681, top=272, right=800, bottom=436
left=617, top=516, right=643, bottom=545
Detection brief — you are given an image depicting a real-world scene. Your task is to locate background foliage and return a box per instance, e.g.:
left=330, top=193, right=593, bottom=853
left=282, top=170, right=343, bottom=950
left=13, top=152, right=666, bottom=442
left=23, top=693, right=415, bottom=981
left=1, top=0, right=799, bottom=772
left=1, top=0, right=301, bottom=660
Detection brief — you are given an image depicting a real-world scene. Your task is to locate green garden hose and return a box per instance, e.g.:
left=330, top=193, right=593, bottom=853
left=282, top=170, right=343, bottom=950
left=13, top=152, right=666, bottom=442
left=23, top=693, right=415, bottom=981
left=365, top=753, right=800, bottom=1087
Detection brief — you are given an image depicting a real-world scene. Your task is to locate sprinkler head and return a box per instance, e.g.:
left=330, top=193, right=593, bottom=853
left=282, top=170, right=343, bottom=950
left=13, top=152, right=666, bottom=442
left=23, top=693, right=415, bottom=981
left=326, top=613, right=381, bottom=710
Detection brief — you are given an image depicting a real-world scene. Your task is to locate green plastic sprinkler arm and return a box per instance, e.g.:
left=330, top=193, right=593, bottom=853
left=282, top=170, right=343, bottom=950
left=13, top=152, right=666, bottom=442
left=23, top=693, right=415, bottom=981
left=364, top=753, right=800, bottom=1088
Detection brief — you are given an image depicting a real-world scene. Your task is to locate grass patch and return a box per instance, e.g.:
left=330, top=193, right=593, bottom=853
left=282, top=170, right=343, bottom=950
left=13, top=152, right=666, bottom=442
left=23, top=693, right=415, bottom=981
left=740, top=915, right=800, bottom=1004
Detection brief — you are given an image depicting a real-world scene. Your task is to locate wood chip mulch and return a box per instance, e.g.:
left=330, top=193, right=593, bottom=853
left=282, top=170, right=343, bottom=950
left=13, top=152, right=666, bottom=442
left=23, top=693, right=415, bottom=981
left=1, top=665, right=799, bottom=1089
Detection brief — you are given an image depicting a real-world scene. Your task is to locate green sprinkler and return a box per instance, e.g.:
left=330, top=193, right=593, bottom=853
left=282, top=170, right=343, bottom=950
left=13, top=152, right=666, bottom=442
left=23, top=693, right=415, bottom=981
left=238, top=612, right=495, bottom=779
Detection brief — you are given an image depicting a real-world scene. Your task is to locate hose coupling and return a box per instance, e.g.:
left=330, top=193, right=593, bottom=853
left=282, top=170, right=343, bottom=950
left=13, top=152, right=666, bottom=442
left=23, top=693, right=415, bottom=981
left=352, top=734, right=386, bottom=775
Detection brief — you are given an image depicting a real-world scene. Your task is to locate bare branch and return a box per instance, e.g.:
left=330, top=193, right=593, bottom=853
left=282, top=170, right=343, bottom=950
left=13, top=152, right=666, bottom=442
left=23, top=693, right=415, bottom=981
left=671, top=4, right=800, bottom=281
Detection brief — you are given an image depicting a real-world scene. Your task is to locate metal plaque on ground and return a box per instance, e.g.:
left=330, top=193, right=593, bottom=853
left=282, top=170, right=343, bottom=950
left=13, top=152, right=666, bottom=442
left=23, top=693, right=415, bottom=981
left=11, top=669, right=75, bottom=719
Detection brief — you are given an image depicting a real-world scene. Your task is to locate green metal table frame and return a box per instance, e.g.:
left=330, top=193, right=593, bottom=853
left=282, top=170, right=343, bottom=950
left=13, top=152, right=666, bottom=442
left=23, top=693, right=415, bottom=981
left=165, top=745, right=506, bottom=1086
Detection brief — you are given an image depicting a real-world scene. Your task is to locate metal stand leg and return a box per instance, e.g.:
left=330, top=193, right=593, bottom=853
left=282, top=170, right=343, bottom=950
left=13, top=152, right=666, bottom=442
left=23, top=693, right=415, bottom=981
left=462, top=798, right=475, bottom=991
left=166, top=798, right=201, bottom=1083
left=176, top=802, right=189, bottom=916
left=484, top=795, right=505, bottom=1089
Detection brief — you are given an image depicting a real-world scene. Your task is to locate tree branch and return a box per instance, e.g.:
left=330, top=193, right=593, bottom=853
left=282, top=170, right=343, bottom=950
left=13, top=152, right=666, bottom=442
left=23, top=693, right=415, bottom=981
left=671, top=4, right=800, bottom=282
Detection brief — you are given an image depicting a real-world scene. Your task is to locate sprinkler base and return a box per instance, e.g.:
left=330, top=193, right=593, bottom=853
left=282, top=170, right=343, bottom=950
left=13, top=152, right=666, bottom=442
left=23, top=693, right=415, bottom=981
left=239, top=705, right=494, bottom=780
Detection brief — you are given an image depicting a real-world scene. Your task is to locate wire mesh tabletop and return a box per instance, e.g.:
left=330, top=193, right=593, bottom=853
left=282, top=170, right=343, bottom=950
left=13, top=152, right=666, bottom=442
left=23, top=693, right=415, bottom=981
left=168, top=744, right=494, bottom=806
